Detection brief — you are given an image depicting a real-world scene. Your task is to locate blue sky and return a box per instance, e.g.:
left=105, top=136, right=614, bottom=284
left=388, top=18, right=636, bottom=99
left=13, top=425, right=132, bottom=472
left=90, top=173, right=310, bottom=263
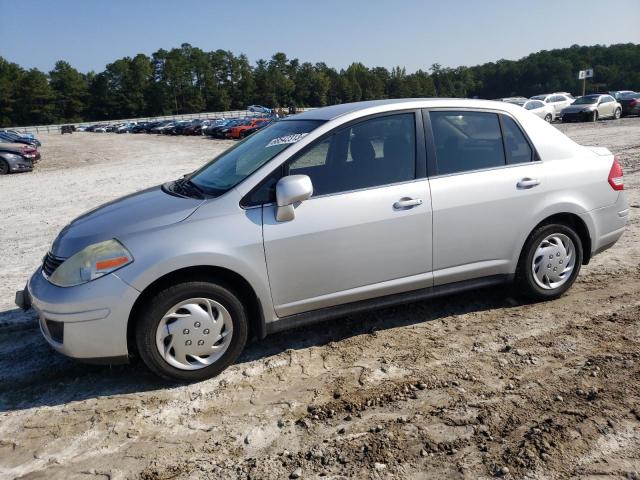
left=1, top=0, right=639, bottom=73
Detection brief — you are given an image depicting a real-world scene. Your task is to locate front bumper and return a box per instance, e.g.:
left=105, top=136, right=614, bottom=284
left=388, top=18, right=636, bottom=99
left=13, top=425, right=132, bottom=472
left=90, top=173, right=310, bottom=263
left=21, top=267, right=140, bottom=362
left=561, top=110, right=594, bottom=122
left=9, top=161, right=34, bottom=172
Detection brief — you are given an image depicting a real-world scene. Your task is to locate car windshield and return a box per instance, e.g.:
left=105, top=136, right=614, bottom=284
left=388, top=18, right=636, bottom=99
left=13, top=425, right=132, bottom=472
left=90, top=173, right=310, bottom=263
left=531, top=95, right=547, bottom=100
left=621, top=92, right=639, bottom=99
left=573, top=96, right=599, bottom=105
left=190, top=119, right=323, bottom=196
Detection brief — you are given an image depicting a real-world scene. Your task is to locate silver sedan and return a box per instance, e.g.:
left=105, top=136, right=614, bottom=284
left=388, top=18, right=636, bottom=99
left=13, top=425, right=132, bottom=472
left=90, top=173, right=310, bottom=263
left=18, top=98, right=629, bottom=381
left=560, top=94, right=622, bottom=122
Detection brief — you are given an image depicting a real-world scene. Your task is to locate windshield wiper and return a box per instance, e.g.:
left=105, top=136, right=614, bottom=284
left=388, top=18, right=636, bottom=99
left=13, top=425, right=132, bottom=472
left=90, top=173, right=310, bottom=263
left=182, top=178, right=206, bottom=197
left=171, top=177, right=206, bottom=199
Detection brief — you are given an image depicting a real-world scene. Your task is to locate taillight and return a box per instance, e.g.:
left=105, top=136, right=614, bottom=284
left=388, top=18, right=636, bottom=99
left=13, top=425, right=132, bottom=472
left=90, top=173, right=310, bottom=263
left=630, top=99, right=638, bottom=107
left=608, top=157, right=624, bottom=191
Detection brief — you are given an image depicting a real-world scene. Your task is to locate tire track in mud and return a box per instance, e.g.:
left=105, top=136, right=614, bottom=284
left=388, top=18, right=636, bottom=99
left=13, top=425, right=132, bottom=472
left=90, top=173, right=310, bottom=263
left=2, top=269, right=639, bottom=479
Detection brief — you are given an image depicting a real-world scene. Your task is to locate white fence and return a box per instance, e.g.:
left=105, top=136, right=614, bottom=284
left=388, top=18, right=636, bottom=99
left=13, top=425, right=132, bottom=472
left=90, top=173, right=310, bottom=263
left=10, top=108, right=313, bottom=134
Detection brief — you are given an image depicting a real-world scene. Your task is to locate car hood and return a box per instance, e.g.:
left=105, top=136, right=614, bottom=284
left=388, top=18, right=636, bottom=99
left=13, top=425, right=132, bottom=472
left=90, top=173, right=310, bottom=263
left=562, top=104, right=595, bottom=113
left=0, top=142, right=28, bottom=153
left=50, top=186, right=205, bottom=258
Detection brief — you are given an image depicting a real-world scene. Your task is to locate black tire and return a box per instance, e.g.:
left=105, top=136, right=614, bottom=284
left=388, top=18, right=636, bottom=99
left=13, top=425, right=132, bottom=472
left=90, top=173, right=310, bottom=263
left=544, top=114, right=553, bottom=123
left=515, top=223, right=583, bottom=301
left=591, top=110, right=599, bottom=122
left=135, top=280, right=248, bottom=382
left=614, top=108, right=621, bottom=120
left=0, top=159, right=9, bottom=175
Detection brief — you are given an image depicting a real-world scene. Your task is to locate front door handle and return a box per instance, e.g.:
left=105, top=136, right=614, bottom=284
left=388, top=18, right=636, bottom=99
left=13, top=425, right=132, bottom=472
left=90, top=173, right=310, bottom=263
left=517, top=178, right=540, bottom=189
left=393, top=198, right=423, bottom=209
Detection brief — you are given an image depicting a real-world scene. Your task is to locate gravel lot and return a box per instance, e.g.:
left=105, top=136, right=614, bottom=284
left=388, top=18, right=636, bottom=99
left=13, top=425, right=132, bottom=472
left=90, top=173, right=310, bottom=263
left=0, top=119, right=639, bottom=479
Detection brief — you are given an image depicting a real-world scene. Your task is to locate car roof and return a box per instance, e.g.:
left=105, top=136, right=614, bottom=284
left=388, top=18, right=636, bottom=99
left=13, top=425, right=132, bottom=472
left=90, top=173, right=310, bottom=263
left=286, top=98, right=526, bottom=121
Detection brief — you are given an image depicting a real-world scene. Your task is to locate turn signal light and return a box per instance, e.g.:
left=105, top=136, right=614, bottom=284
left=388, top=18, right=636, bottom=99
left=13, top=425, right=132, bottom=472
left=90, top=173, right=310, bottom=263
left=95, top=256, right=130, bottom=271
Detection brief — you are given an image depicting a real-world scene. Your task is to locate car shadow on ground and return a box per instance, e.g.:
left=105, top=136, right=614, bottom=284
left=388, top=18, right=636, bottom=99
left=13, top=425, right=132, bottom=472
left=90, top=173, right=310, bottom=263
left=0, top=288, right=519, bottom=412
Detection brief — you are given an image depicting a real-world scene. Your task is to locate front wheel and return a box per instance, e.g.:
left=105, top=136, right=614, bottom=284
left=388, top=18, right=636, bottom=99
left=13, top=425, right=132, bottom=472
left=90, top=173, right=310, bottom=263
left=0, top=159, right=9, bottom=175
left=135, top=280, right=248, bottom=382
left=544, top=113, right=553, bottom=123
left=516, top=223, right=583, bottom=301
left=591, top=110, right=599, bottom=122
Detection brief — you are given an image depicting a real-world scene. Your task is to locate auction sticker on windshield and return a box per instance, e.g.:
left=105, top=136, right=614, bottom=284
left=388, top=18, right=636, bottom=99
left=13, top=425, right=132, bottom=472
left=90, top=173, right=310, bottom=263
left=265, top=133, right=309, bottom=148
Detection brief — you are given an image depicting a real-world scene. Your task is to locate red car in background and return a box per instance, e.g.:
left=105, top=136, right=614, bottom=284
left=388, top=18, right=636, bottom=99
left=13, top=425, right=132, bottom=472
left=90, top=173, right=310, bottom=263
left=226, top=117, right=271, bottom=139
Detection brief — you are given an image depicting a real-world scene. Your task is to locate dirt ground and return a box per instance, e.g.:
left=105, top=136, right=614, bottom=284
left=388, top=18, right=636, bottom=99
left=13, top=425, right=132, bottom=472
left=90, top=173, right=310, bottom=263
left=0, top=119, right=639, bottom=480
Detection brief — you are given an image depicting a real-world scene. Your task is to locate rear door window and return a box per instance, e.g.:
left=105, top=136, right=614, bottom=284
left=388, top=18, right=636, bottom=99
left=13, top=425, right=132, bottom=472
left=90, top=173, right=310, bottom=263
left=430, top=111, right=506, bottom=175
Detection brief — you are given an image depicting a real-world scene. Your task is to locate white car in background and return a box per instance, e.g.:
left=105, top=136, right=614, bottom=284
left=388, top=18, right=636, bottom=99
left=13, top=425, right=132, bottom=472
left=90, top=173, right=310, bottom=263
left=504, top=98, right=556, bottom=122
left=530, top=93, right=574, bottom=117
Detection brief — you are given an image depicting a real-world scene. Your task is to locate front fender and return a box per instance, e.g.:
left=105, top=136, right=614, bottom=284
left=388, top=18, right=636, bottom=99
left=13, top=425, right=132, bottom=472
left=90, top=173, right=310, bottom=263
left=115, top=206, right=276, bottom=323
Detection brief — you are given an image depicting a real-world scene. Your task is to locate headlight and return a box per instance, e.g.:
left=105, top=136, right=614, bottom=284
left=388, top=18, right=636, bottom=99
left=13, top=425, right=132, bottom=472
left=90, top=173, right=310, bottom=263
left=48, top=239, right=133, bottom=287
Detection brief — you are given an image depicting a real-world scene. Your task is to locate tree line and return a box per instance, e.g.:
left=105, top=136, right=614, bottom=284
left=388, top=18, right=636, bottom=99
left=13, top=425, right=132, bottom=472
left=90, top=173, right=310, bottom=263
left=1, top=43, right=638, bottom=127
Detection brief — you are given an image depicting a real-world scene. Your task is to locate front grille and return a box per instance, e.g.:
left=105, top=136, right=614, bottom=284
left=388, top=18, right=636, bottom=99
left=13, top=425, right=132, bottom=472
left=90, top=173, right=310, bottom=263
left=42, top=252, right=65, bottom=277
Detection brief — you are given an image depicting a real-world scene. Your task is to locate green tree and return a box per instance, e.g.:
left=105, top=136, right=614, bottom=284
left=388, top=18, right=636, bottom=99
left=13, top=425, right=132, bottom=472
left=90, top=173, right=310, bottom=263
left=15, top=69, right=57, bottom=125
left=49, top=60, right=88, bottom=121
left=0, top=58, right=23, bottom=126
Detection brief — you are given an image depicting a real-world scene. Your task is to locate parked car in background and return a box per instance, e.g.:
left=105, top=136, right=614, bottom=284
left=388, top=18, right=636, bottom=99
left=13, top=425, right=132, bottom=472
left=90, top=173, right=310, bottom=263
left=0, top=142, right=40, bottom=174
left=182, top=119, right=211, bottom=135
left=498, top=97, right=529, bottom=104
left=130, top=122, right=151, bottom=133
left=205, top=119, right=243, bottom=138
left=202, top=119, right=232, bottom=135
left=4, top=129, right=35, bottom=139
left=168, top=121, right=192, bottom=135
left=150, top=121, right=173, bottom=134
left=609, top=90, right=635, bottom=101
left=226, top=118, right=271, bottom=139
left=240, top=119, right=275, bottom=138
left=17, top=99, right=628, bottom=381
left=503, top=98, right=555, bottom=122
left=530, top=93, right=574, bottom=117
left=141, top=121, right=164, bottom=133
left=618, top=92, right=640, bottom=116
left=560, top=94, right=622, bottom=122
left=0, top=130, right=41, bottom=148
left=116, top=123, right=136, bottom=134
left=61, top=125, right=75, bottom=134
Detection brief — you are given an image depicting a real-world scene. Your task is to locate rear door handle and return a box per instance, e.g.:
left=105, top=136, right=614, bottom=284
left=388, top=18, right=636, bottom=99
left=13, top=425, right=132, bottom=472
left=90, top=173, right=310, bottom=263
left=393, top=198, right=423, bottom=209
left=517, top=178, right=540, bottom=189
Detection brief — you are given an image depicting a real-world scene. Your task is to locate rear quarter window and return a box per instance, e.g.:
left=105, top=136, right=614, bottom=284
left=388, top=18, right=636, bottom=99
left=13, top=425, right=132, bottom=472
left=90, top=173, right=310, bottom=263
left=501, top=116, right=533, bottom=164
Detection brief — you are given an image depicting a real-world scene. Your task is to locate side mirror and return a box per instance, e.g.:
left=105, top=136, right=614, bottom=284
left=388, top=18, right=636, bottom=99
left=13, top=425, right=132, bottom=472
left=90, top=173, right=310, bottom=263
left=275, top=175, right=313, bottom=222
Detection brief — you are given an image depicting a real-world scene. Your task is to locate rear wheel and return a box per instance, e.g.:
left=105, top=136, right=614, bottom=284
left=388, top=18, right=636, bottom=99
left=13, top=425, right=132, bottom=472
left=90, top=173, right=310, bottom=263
left=516, top=223, right=583, bottom=301
left=135, top=280, right=248, bottom=382
left=0, top=159, right=9, bottom=175
left=614, top=108, right=621, bottom=120
left=544, top=113, right=552, bottom=123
